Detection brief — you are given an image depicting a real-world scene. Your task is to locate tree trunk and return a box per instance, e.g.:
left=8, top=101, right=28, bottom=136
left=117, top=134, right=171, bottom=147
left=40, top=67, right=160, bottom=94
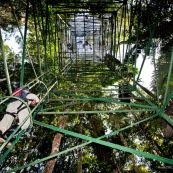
left=77, top=116, right=83, bottom=173
left=134, top=115, right=168, bottom=157
left=115, top=123, right=139, bottom=173
left=135, top=80, right=156, bottom=99
left=43, top=115, right=67, bottom=173
left=77, top=147, right=83, bottom=173
left=161, top=99, right=173, bottom=137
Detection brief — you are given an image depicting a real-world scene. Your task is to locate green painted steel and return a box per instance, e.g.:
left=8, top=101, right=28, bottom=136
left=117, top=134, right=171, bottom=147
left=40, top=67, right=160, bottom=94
left=163, top=48, right=173, bottom=105
left=32, top=0, right=42, bottom=76
left=152, top=43, right=160, bottom=105
left=0, top=130, right=25, bottom=163
left=53, top=91, right=157, bottom=109
left=0, top=30, right=12, bottom=95
left=20, top=0, right=29, bottom=86
left=42, top=101, right=86, bottom=111
left=11, top=1, right=38, bottom=79
left=38, top=109, right=157, bottom=115
left=6, top=113, right=161, bottom=172
left=33, top=120, right=173, bottom=165
left=1, top=0, right=173, bottom=170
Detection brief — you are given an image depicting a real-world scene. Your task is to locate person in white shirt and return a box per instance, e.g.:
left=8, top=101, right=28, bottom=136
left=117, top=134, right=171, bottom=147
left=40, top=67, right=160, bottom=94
left=0, top=91, right=39, bottom=147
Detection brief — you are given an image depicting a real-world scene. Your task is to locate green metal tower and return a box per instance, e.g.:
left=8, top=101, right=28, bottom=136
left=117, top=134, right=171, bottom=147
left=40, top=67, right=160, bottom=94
left=0, top=0, right=173, bottom=171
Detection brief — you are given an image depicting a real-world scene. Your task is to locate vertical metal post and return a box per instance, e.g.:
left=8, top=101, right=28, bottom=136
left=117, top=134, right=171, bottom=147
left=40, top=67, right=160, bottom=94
left=32, top=0, right=42, bottom=76
left=113, top=12, right=117, bottom=62
left=74, top=13, right=77, bottom=69
left=20, top=0, right=29, bottom=86
left=0, top=29, right=12, bottom=95
left=54, top=13, right=57, bottom=73
left=93, top=15, right=94, bottom=65
left=163, top=48, right=173, bottom=105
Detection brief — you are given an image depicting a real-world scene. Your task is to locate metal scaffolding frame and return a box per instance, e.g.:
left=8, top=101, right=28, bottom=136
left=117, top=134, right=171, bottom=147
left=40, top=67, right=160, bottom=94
left=0, top=0, right=173, bottom=171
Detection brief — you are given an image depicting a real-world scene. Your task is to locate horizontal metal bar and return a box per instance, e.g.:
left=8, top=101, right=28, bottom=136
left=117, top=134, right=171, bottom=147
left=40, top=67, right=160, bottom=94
left=55, top=10, right=118, bottom=13
left=33, top=119, right=173, bottom=165
left=51, top=1, right=123, bottom=4
left=38, top=109, right=157, bottom=115
left=8, top=113, right=162, bottom=172
left=52, top=92, right=156, bottom=108
left=43, top=101, right=84, bottom=111
left=56, top=89, right=118, bottom=92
